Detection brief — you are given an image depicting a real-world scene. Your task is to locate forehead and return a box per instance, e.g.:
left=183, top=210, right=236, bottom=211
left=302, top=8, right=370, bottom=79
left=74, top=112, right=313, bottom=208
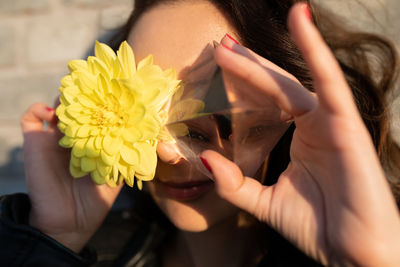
left=128, top=1, right=235, bottom=75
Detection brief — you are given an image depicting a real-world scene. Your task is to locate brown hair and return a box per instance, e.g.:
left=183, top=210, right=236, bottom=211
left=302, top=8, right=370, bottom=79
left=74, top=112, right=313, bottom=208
left=109, top=0, right=400, bottom=264
left=110, top=0, right=400, bottom=200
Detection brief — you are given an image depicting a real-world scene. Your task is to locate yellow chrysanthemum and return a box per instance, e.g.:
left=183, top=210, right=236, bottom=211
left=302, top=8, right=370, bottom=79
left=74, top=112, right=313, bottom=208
left=56, top=41, right=180, bottom=189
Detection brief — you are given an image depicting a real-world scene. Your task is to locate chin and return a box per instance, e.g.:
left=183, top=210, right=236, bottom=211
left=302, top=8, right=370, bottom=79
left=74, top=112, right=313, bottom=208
left=165, top=200, right=212, bottom=232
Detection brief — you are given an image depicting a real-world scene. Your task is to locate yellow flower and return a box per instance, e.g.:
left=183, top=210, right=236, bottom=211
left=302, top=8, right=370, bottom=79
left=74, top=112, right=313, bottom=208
left=56, top=41, right=180, bottom=189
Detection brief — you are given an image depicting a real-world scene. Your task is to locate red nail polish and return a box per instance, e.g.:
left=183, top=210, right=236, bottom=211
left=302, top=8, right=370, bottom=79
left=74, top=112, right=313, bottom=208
left=226, top=34, right=239, bottom=44
left=200, top=157, right=213, bottom=174
left=46, top=107, right=55, bottom=112
left=304, top=3, right=312, bottom=22
left=221, top=43, right=235, bottom=53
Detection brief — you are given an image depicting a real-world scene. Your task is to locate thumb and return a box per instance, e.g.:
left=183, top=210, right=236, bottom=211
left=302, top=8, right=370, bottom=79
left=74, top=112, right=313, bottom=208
left=200, top=150, right=272, bottom=221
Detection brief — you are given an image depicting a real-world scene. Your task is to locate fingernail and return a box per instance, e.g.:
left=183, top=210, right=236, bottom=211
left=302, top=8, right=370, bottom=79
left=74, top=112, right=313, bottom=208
left=46, top=107, right=55, bottom=112
left=200, top=157, right=213, bottom=174
left=168, top=157, right=183, bottom=165
left=221, top=43, right=235, bottom=53
left=304, top=3, right=312, bottom=22
left=226, top=34, right=239, bottom=44
left=213, top=40, right=220, bottom=49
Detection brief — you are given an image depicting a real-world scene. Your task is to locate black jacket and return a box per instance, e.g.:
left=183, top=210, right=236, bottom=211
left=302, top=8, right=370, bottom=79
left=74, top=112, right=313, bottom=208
left=0, top=192, right=322, bottom=267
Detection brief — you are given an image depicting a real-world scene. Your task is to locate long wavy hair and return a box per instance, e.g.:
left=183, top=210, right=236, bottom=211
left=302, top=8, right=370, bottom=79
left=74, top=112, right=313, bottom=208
left=109, top=0, right=400, bottom=265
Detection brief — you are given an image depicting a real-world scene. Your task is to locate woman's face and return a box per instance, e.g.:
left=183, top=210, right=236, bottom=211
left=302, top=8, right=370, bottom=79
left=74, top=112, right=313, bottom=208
left=128, top=1, right=285, bottom=232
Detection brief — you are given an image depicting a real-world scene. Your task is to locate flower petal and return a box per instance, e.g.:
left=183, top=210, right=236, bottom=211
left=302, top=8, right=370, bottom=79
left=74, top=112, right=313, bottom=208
left=100, top=149, right=116, bottom=166
left=97, top=159, right=112, bottom=177
left=61, top=75, right=74, bottom=88
left=65, top=124, right=80, bottom=138
left=72, top=138, right=87, bottom=158
left=137, top=55, right=153, bottom=70
left=66, top=103, right=83, bottom=118
left=70, top=162, right=86, bottom=178
left=77, top=124, right=92, bottom=138
left=81, top=157, right=96, bottom=172
left=122, top=127, right=142, bottom=142
left=94, top=41, right=117, bottom=69
left=127, top=103, right=145, bottom=125
left=134, top=141, right=157, bottom=180
left=75, top=115, right=92, bottom=125
left=112, top=164, right=119, bottom=182
left=117, top=161, right=128, bottom=179
left=106, top=176, right=119, bottom=187
left=136, top=179, right=143, bottom=190
left=59, top=136, right=74, bottom=148
left=71, top=155, right=81, bottom=167
left=120, top=143, right=140, bottom=165
left=103, top=135, right=123, bottom=156
left=77, top=94, right=97, bottom=109
left=91, top=170, right=106, bottom=185
left=95, top=135, right=103, bottom=150
left=68, top=59, right=88, bottom=72
left=63, top=86, right=81, bottom=105
left=85, top=136, right=100, bottom=157
left=135, top=172, right=155, bottom=183
left=138, top=114, right=161, bottom=140
left=58, top=122, right=67, bottom=133
left=124, top=173, right=134, bottom=187
left=75, top=71, right=97, bottom=95
left=88, top=56, right=110, bottom=80
left=117, top=41, right=136, bottom=79
left=56, top=106, right=73, bottom=125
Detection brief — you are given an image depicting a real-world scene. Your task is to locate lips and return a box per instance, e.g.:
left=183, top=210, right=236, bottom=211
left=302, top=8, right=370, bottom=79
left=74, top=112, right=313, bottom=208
left=158, top=179, right=214, bottom=201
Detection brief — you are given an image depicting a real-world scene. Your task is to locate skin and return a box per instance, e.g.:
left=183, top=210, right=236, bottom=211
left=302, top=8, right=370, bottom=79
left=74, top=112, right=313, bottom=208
left=128, top=2, right=240, bottom=233
left=129, top=1, right=290, bottom=236
left=20, top=1, right=400, bottom=266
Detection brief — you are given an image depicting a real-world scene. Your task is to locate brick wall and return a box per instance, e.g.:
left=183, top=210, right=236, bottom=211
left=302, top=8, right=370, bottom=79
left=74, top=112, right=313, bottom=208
left=0, top=0, right=398, bottom=195
left=0, top=0, right=133, bottom=194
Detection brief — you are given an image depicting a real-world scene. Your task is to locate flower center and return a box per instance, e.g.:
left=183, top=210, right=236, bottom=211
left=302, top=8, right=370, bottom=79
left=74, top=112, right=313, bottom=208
left=94, top=104, right=126, bottom=128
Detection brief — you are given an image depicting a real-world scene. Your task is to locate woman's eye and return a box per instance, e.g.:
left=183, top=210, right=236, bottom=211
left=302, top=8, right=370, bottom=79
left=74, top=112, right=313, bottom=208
left=187, top=129, right=210, bottom=142
left=248, top=125, right=268, bottom=137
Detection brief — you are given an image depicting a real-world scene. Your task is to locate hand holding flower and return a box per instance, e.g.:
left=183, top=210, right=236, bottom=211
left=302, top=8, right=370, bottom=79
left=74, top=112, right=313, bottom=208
left=21, top=41, right=181, bottom=253
left=21, top=103, right=123, bottom=253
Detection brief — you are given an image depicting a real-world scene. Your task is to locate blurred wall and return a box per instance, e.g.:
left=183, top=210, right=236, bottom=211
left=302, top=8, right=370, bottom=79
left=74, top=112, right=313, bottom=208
left=0, top=0, right=398, bottom=195
left=0, top=0, right=133, bottom=194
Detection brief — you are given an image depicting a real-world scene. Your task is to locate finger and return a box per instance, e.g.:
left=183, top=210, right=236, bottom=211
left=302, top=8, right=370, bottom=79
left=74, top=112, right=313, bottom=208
left=214, top=37, right=317, bottom=117
left=200, top=150, right=272, bottom=221
left=21, top=103, right=56, bottom=133
left=287, top=3, right=358, bottom=116
left=156, top=142, right=183, bottom=165
left=221, top=34, right=300, bottom=82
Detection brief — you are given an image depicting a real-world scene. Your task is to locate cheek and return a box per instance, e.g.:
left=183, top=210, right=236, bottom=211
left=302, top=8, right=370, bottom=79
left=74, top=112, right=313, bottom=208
left=146, top=180, right=240, bottom=232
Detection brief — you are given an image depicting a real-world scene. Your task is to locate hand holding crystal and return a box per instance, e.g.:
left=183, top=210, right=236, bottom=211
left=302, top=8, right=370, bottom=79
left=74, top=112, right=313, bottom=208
left=201, top=3, right=400, bottom=266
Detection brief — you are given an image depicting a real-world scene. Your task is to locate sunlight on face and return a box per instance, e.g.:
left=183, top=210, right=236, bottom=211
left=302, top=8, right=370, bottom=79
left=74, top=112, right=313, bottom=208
left=128, top=1, right=249, bottom=232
